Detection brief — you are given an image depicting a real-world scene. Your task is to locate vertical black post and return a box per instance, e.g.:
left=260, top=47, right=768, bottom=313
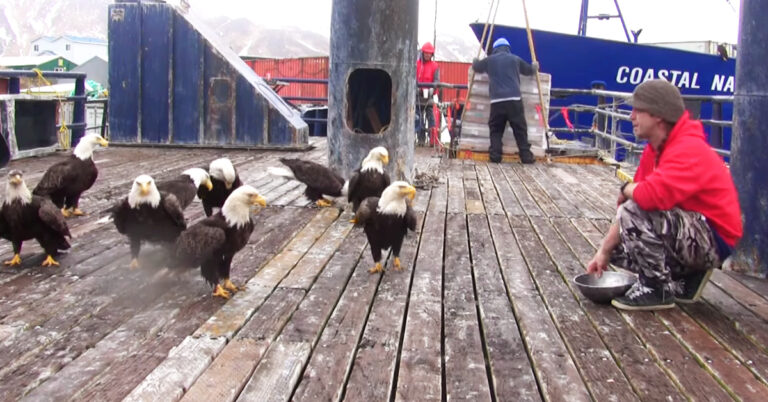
left=72, top=77, right=86, bottom=145
left=730, top=0, right=768, bottom=276
left=710, top=101, right=723, bottom=150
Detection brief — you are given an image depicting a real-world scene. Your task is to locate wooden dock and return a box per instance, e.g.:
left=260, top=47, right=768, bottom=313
left=1, top=139, right=767, bottom=401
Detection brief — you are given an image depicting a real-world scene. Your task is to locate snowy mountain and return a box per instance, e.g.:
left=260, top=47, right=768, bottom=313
left=0, top=0, right=478, bottom=61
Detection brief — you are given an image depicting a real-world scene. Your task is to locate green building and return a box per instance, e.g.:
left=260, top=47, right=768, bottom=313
left=0, top=55, right=78, bottom=72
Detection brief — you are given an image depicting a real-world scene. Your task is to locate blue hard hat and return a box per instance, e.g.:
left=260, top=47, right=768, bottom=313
left=492, top=38, right=510, bottom=49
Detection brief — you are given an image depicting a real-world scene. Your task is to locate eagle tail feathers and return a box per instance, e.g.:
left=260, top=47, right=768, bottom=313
left=267, top=166, right=295, bottom=180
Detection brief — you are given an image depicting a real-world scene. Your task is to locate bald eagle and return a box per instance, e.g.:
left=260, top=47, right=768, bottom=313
left=197, top=158, right=243, bottom=217
left=0, top=170, right=71, bottom=267
left=354, top=181, right=417, bottom=274
left=32, top=133, right=108, bottom=217
left=267, top=158, right=347, bottom=207
left=173, top=185, right=266, bottom=299
left=110, top=175, right=187, bottom=270
left=348, top=146, right=390, bottom=215
left=156, top=168, right=214, bottom=210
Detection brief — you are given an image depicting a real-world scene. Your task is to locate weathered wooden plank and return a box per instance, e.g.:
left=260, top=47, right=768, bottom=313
left=621, top=311, right=734, bottom=401
left=395, top=182, right=447, bottom=401
left=237, top=341, right=311, bottom=401
left=344, top=203, right=427, bottom=401
left=463, top=167, right=485, bottom=215
left=447, top=160, right=466, bottom=215
left=123, top=336, right=227, bottom=402
left=277, top=247, right=381, bottom=402
left=443, top=213, right=492, bottom=401
left=500, top=164, right=543, bottom=217
left=709, top=271, right=768, bottom=323
left=702, top=284, right=768, bottom=352
left=725, top=271, right=768, bottom=304
left=549, top=217, right=686, bottom=401
left=679, top=301, right=768, bottom=386
left=535, top=164, right=603, bottom=219
left=499, top=217, right=590, bottom=401
left=487, top=163, right=525, bottom=217
left=475, top=164, right=504, bottom=215
left=512, top=166, right=563, bottom=218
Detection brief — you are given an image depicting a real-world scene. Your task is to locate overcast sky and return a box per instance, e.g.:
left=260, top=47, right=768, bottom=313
left=187, top=0, right=741, bottom=52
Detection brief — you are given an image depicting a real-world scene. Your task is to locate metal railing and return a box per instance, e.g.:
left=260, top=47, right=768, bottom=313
left=549, top=88, right=733, bottom=163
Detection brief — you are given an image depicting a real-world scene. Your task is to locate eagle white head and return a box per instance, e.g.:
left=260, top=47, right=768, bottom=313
left=377, top=181, right=416, bottom=217
left=73, top=133, right=109, bottom=160
left=209, top=158, right=237, bottom=189
left=183, top=167, right=214, bottom=191
left=3, top=170, right=32, bottom=206
left=361, top=147, right=389, bottom=173
left=222, top=185, right=267, bottom=228
left=128, top=174, right=161, bottom=209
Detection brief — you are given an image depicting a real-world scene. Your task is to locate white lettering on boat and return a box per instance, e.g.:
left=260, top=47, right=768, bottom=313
left=616, top=66, right=732, bottom=92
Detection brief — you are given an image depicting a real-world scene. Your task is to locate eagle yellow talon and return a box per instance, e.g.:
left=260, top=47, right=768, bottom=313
left=222, top=279, right=241, bottom=293
left=349, top=218, right=357, bottom=224
left=368, top=262, right=384, bottom=274
left=4, top=254, right=22, bottom=266
left=393, top=257, right=402, bottom=271
left=41, top=255, right=60, bottom=267
left=212, top=284, right=231, bottom=299
left=71, top=208, right=85, bottom=216
left=129, top=258, right=140, bottom=270
left=316, top=199, right=333, bottom=208
left=61, top=208, right=72, bottom=218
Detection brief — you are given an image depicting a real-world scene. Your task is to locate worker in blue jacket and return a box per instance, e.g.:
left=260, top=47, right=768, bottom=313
left=472, top=37, right=539, bottom=163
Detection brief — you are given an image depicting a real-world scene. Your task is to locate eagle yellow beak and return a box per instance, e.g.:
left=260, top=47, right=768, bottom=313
left=225, top=181, right=233, bottom=190
left=402, top=185, right=416, bottom=201
left=381, top=154, right=390, bottom=165
left=205, top=178, right=213, bottom=191
left=140, top=182, right=151, bottom=196
left=98, top=138, right=109, bottom=147
left=251, top=194, right=267, bottom=208
left=9, top=176, right=22, bottom=185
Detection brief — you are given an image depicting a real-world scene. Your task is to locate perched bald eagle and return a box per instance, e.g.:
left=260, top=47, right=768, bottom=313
left=267, top=158, right=347, bottom=207
left=354, top=181, right=417, bottom=274
left=33, top=133, right=109, bottom=217
left=348, top=146, right=390, bottom=219
left=197, top=157, right=243, bottom=217
left=0, top=170, right=71, bottom=267
left=173, top=185, right=266, bottom=298
left=156, top=168, right=214, bottom=210
left=110, top=175, right=187, bottom=270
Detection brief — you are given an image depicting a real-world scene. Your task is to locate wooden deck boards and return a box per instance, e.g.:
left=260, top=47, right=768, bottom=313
left=0, top=139, right=766, bottom=401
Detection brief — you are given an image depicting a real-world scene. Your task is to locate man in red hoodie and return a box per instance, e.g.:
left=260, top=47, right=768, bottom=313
left=416, top=42, right=440, bottom=147
left=587, top=79, right=742, bottom=311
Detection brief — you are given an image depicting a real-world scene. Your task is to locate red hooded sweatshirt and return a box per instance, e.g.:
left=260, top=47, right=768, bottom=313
left=632, top=112, right=742, bottom=247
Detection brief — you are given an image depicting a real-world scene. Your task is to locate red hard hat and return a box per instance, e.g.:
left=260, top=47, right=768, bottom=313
left=421, top=42, right=435, bottom=54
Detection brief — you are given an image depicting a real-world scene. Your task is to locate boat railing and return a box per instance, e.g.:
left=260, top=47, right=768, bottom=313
left=549, top=88, right=733, bottom=164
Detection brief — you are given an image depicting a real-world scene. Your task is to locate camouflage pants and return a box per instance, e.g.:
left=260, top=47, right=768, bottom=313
left=611, top=201, right=721, bottom=292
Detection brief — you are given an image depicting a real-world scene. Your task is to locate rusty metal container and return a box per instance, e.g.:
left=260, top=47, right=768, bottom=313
left=327, top=0, right=418, bottom=180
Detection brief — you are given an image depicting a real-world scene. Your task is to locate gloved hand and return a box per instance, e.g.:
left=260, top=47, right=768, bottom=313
left=532, top=61, right=540, bottom=71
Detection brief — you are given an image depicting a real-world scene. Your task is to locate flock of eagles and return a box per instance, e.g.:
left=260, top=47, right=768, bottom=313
left=0, top=134, right=417, bottom=299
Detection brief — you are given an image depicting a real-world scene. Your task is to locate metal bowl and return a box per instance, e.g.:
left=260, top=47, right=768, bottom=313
left=573, top=271, right=637, bottom=304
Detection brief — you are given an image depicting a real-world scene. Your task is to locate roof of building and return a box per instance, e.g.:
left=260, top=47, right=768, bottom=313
left=32, top=35, right=108, bottom=45
left=0, top=55, right=74, bottom=67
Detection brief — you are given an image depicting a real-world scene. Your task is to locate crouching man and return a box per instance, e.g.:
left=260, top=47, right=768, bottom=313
left=587, top=79, right=742, bottom=311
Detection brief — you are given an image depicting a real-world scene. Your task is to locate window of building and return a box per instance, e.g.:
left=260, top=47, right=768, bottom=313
left=53, top=67, right=66, bottom=72
left=33, top=44, right=39, bottom=51
left=65, top=44, right=71, bottom=51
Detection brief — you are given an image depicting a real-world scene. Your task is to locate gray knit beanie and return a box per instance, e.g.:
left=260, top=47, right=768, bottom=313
left=630, top=79, right=686, bottom=124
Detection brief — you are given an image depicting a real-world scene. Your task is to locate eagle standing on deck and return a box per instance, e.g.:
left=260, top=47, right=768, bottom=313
left=156, top=168, right=214, bottom=210
left=110, top=175, right=187, bottom=270
left=173, top=185, right=267, bottom=299
left=348, top=146, right=390, bottom=217
left=268, top=158, right=347, bottom=207
left=33, top=133, right=109, bottom=217
left=197, top=157, right=243, bottom=216
left=354, top=181, right=417, bottom=274
left=0, top=170, right=71, bottom=267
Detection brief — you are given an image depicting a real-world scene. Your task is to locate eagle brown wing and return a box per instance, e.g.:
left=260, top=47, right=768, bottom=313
left=32, top=158, right=75, bottom=196
left=175, top=218, right=227, bottom=263
left=353, top=197, right=379, bottom=228
left=35, top=196, right=71, bottom=238
left=161, top=193, right=187, bottom=230
left=280, top=158, right=345, bottom=196
left=405, top=205, right=417, bottom=232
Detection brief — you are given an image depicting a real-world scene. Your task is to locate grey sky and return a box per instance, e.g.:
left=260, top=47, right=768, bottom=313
left=188, top=0, right=741, bottom=52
